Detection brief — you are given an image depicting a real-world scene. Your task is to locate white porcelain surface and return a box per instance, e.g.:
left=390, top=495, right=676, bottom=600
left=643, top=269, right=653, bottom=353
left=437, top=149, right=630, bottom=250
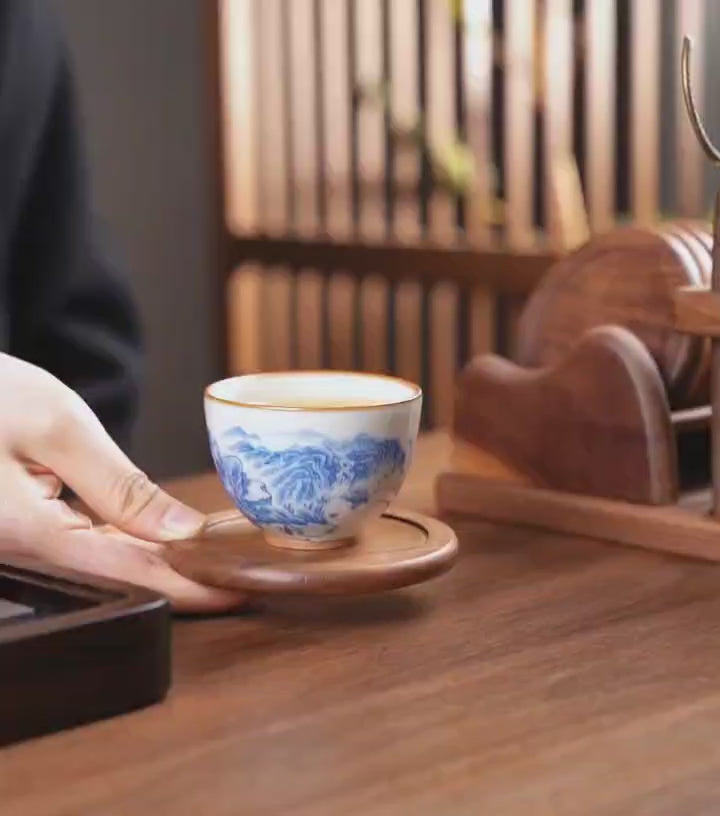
left=205, top=372, right=422, bottom=542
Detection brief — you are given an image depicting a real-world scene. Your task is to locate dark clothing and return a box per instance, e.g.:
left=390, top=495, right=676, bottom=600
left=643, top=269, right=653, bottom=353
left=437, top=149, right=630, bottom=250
left=0, top=1, right=141, bottom=448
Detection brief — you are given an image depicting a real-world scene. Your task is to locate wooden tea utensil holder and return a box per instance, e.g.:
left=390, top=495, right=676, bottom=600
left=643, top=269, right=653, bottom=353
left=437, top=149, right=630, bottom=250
left=436, top=38, right=720, bottom=562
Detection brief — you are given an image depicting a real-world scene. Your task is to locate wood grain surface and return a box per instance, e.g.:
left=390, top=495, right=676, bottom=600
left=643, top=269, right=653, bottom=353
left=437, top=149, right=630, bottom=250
left=6, top=435, right=720, bottom=815
left=675, top=287, right=720, bottom=339
left=436, top=472, right=720, bottom=563
left=664, top=223, right=713, bottom=406
left=516, top=227, right=707, bottom=406
left=455, top=325, right=677, bottom=504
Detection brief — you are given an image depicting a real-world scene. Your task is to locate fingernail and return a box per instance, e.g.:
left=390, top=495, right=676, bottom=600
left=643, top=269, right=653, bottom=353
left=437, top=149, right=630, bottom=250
left=161, top=502, right=206, bottom=539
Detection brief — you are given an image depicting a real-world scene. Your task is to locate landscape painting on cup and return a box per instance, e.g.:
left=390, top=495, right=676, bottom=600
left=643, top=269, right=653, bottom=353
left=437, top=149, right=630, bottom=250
left=210, top=427, right=409, bottom=537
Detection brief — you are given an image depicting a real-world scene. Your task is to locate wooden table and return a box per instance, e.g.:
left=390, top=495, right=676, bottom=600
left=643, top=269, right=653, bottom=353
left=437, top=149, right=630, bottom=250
left=4, top=434, right=720, bottom=814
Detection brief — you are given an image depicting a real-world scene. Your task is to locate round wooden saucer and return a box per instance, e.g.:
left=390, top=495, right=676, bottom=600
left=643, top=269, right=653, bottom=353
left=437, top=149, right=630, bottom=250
left=165, top=509, right=458, bottom=595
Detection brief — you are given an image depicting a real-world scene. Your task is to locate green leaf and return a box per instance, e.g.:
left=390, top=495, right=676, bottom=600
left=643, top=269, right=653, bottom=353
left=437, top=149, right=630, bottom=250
left=449, top=0, right=464, bottom=22
left=434, top=141, right=476, bottom=193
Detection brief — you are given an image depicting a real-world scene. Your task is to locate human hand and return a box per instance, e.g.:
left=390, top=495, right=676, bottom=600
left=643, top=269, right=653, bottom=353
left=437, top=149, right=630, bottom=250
left=0, top=353, right=243, bottom=612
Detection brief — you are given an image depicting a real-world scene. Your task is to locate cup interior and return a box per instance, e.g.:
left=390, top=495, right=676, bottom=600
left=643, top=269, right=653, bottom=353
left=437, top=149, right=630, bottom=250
left=206, top=371, right=421, bottom=410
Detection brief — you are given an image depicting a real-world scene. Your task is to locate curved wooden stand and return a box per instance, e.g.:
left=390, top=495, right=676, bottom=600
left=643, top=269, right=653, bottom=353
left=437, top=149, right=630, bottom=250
left=455, top=325, right=677, bottom=504
left=437, top=220, right=720, bottom=563
left=438, top=47, right=720, bottom=564
left=165, top=509, right=458, bottom=595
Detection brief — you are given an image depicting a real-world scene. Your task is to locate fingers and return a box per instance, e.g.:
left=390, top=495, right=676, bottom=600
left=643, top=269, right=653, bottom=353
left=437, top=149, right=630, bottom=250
left=0, top=357, right=237, bottom=612
left=50, top=527, right=245, bottom=613
left=16, top=459, right=62, bottom=499
left=0, top=463, right=240, bottom=613
left=94, top=523, right=166, bottom=553
left=0, top=461, right=61, bottom=548
left=21, top=395, right=206, bottom=542
left=31, top=471, right=62, bottom=500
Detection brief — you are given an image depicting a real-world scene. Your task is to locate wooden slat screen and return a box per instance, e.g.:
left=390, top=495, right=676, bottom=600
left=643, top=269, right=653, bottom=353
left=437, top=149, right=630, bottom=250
left=217, top=0, right=711, bottom=428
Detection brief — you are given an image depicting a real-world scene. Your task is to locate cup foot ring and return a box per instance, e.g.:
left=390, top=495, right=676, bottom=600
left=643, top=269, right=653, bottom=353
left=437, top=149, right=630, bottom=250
left=264, top=533, right=355, bottom=551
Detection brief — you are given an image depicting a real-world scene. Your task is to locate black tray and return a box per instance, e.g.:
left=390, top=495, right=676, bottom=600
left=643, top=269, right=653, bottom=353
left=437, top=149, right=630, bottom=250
left=0, top=556, right=170, bottom=747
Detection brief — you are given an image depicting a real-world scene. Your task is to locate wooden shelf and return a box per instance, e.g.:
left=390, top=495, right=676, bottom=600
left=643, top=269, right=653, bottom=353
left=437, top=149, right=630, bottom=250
left=227, top=234, right=558, bottom=295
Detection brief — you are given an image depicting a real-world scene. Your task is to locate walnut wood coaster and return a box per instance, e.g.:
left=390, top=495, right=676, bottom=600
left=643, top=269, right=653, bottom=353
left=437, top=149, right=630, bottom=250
left=166, top=509, right=458, bottom=595
left=8, top=434, right=720, bottom=815
left=516, top=224, right=712, bottom=407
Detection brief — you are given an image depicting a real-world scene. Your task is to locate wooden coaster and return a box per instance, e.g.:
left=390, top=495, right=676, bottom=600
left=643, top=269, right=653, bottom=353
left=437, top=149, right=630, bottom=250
left=658, top=223, right=712, bottom=406
left=515, top=227, right=706, bottom=405
left=672, top=219, right=712, bottom=253
left=165, top=509, right=458, bottom=595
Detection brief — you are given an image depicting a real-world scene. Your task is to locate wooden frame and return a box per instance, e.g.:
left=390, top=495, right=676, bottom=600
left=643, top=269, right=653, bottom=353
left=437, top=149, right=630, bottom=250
left=0, top=557, right=170, bottom=747
left=437, top=474, right=720, bottom=562
left=228, top=234, right=557, bottom=295
left=209, top=1, right=710, bottom=426
left=436, top=200, right=720, bottom=562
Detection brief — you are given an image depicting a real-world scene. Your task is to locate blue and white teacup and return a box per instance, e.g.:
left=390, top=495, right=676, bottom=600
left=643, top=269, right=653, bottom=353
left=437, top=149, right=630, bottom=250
left=205, top=371, right=422, bottom=548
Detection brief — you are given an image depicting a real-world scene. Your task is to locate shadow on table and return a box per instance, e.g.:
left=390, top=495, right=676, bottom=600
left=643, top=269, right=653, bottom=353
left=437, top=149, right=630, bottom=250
left=260, top=590, right=430, bottom=628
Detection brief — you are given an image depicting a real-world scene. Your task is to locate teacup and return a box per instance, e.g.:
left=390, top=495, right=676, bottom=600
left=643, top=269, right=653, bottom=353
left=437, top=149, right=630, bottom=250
left=204, top=371, right=422, bottom=548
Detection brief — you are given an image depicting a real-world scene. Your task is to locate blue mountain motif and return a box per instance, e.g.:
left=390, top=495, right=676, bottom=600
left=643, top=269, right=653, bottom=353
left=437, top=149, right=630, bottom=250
left=210, top=428, right=407, bottom=537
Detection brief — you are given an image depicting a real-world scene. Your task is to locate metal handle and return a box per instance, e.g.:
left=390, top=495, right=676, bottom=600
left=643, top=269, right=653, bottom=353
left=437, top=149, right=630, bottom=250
left=680, top=36, right=720, bottom=164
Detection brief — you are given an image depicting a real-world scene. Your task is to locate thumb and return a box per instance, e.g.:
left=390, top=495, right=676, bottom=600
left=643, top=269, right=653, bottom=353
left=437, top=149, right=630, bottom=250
left=27, top=396, right=206, bottom=542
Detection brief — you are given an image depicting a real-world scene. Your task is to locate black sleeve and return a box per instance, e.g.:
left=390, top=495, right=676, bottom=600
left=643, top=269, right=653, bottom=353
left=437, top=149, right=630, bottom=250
left=6, top=4, right=142, bottom=451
